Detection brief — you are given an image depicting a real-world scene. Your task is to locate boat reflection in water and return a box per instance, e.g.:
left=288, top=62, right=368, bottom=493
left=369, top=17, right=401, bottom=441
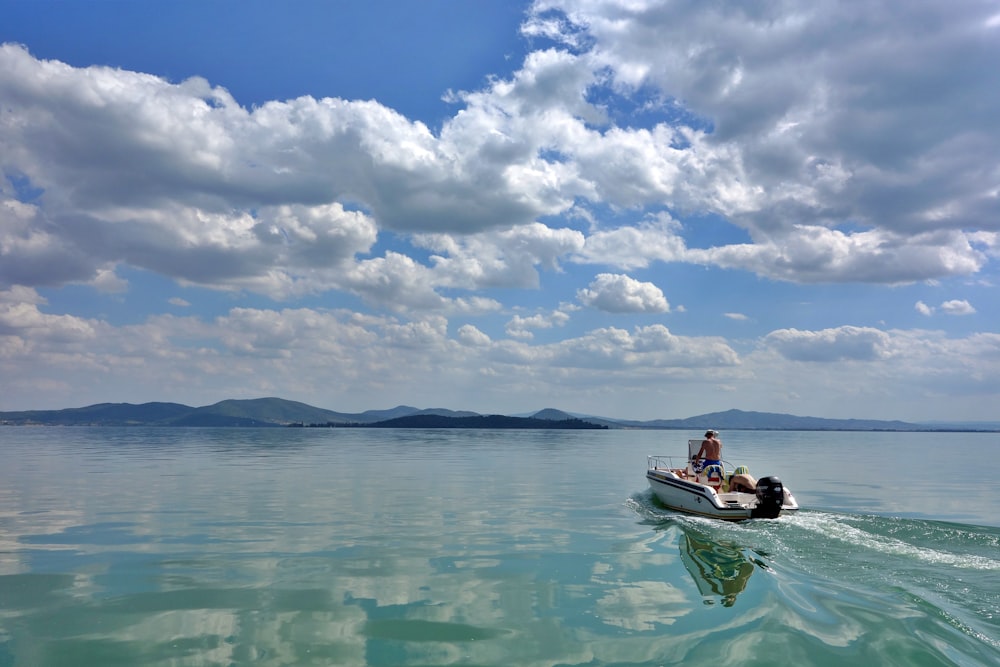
left=678, top=526, right=759, bottom=607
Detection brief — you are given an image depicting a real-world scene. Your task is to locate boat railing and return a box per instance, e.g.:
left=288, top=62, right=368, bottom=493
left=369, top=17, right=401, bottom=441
left=648, top=455, right=739, bottom=473
left=648, top=455, right=683, bottom=470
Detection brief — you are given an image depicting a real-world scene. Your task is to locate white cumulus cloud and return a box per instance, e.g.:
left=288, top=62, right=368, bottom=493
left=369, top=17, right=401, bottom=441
left=577, top=274, right=669, bottom=313
left=765, top=326, right=892, bottom=362
left=940, top=299, right=976, bottom=316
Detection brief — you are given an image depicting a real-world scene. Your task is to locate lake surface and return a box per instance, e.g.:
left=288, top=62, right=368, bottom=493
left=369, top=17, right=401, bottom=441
left=1, top=427, right=998, bottom=666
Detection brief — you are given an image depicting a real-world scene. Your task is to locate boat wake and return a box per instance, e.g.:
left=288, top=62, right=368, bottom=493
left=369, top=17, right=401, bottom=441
left=785, top=511, right=1000, bottom=571
left=627, top=490, right=1000, bottom=657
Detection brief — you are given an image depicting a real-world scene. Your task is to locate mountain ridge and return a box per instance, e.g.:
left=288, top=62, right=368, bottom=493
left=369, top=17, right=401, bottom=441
left=1, top=398, right=997, bottom=431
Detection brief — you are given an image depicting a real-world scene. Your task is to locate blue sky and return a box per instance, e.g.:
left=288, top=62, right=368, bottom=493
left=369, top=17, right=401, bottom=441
left=2, top=0, right=998, bottom=421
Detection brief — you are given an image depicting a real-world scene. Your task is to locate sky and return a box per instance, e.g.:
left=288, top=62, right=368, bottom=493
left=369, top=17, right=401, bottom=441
left=1, top=0, right=998, bottom=422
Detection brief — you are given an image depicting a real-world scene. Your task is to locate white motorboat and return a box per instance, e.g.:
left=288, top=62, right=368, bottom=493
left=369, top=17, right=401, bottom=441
left=646, top=439, right=799, bottom=521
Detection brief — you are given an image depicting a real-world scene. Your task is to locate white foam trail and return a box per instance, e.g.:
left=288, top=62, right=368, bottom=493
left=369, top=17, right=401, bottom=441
left=788, top=512, right=1000, bottom=571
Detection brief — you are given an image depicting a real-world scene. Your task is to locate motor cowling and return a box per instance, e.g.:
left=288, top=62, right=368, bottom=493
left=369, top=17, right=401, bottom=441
left=751, top=476, right=785, bottom=519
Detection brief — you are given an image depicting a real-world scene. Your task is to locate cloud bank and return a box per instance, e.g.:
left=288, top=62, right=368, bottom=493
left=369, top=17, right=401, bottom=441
left=1, top=0, right=998, bottom=420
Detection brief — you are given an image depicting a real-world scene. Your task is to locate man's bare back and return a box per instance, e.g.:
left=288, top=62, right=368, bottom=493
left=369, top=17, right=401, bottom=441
left=696, top=431, right=722, bottom=461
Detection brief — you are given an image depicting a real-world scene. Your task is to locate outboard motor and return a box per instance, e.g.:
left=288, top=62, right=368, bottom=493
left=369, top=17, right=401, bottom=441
left=751, top=476, right=785, bottom=519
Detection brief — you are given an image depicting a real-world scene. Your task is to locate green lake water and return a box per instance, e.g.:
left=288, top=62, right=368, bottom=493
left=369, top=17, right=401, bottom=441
left=1, top=427, right=998, bottom=666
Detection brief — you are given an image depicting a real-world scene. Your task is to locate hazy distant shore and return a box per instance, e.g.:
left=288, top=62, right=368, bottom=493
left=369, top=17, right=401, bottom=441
left=2, top=398, right=997, bottom=432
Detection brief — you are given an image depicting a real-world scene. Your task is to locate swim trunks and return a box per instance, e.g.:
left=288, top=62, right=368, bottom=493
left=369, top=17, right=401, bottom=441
left=692, top=458, right=721, bottom=472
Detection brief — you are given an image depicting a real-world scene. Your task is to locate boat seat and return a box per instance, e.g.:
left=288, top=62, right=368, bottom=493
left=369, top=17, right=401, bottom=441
left=701, top=464, right=726, bottom=491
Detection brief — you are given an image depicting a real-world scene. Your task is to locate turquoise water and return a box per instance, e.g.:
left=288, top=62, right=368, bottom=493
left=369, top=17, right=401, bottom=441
left=0, top=427, right=998, bottom=666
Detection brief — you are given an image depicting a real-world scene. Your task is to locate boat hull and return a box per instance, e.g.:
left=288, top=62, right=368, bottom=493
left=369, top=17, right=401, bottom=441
left=646, top=469, right=798, bottom=521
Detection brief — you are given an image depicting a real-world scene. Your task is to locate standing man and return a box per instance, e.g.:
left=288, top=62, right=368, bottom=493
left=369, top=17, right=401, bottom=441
left=694, top=430, right=722, bottom=468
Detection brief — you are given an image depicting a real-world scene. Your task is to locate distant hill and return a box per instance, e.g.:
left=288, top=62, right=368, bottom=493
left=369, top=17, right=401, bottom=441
left=182, top=398, right=348, bottom=426
left=0, top=399, right=497, bottom=428
left=354, top=406, right=481, bottom=422
left=617, top=408, right=923, bottom=431
left=531, top=408, right=625, bottom=429
left=1, top=399, right=995, bottom=431
left=531, top=408, right=575, bottom=420
left=1, top=398, right=364, bottom=427
left=348, top=414, right=607, bottom=429
left=0, top=401, right=194, bottom=426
